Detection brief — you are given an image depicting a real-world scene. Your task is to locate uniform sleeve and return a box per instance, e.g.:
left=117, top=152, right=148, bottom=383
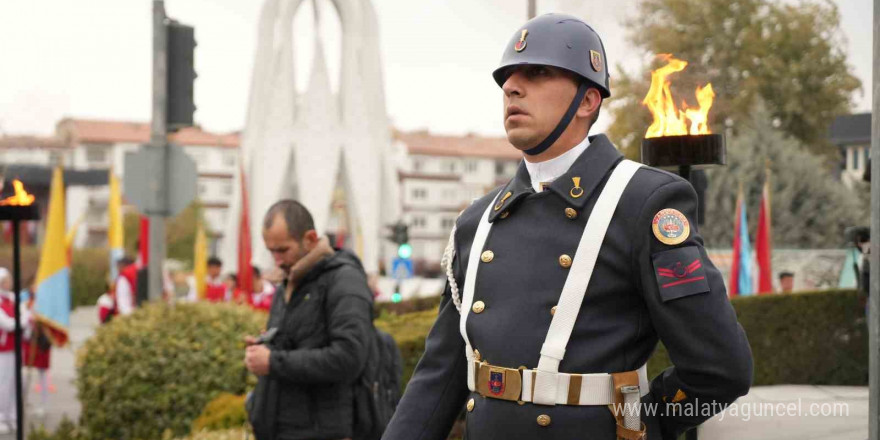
left=268, top=267, right=374, bottom=384
left=116, top=278, right=134, bottom=316
left=381, top=281, right=469, bottom=440
left=632, top=179, right=753, bottom=439
left=0, top=304, right=13, bottom=332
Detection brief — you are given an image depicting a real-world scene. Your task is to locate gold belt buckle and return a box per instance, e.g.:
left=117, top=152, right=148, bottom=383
left=476, top=362, right=522, bottom=401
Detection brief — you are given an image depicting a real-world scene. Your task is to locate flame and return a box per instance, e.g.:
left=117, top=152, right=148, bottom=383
left=643, top=54, right=715, bottom=138
left=0, top=180, right=36, bottom=206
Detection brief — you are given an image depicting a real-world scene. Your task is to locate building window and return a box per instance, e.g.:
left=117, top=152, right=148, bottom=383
left=442, top=188, right=457, bottom=200
left=853, top=147, right=860, bottom=170
left=411, top=216, right=427, bottom=228
left=465, top=160, right=478, bottom=173
left=223, top=153, right=236, bottom=167
left=441, top=218, right=455, bottom=230
left=86, top=147, right=107, bottom=163
left=411, top=188, right=427, bottom=200
left=445, top=160, right=457, bottom=173
left=865, top=147, right=870, bottom=171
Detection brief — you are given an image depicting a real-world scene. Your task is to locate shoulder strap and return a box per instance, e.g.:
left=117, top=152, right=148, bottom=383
left=458, top=191, right=505, bottom=392
left=532, top=159, right=642, bottom=405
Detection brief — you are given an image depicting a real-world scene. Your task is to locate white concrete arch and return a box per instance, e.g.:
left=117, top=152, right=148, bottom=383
left=223, top=0, right=397, bottom=274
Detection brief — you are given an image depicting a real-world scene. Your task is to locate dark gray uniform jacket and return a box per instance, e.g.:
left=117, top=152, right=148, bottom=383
left=382, top=134, right=753, bottom=440
left=248, top=249, right=374, bottom=440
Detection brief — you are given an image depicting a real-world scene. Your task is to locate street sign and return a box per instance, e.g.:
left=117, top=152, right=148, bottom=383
left=391, top=257, right=414, bottom=280
left=124, top=143, right=196, bottom=217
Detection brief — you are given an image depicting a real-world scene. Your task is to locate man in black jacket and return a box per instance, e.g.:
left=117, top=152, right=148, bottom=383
left=245, top=199, right=375, bottom=440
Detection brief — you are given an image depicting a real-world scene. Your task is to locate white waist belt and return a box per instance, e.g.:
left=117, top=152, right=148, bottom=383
left=470, top=362, right=650, bottom=406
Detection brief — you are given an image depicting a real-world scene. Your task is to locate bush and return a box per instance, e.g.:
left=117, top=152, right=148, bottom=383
left=175, top=428, right=252, bottom=440
left=77, top=302, right=265, bottom=439
left=375, top=295, right=442, bottom=316
left=28, top=417, right=83, bottom=440
left=70, top=248, right=110, bottom=307
left=384, top=289, right=868, bottom=389
left=375, top=309, right=438, bottom=391
left=649, top=289, right=867, bottom=385
left=191, top=393, right=248, bottom=432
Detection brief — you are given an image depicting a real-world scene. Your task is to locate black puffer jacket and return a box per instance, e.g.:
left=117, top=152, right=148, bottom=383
left=247, top=249, right=374, bottom=440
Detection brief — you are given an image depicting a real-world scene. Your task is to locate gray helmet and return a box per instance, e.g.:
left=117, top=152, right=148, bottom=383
left=493, top=13, right=610, bottom=98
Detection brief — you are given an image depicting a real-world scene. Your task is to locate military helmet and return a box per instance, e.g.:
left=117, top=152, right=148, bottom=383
left=493, top=13, right=611, bottom=98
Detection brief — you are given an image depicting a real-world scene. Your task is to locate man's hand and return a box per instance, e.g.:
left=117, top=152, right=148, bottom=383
left=245, top=343, right=271, bottom=376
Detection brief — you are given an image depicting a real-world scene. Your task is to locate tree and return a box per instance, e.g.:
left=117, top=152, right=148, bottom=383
left=122, top=201, right=207, bottom=266
left=700, top=102, right=869, bottom=249
left=607, top=0, right=861, bottom=159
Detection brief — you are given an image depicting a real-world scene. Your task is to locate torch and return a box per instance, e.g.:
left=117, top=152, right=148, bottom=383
left=0, top=179, right=39, bottom=440
left=640, top=55, right=726, bottom=225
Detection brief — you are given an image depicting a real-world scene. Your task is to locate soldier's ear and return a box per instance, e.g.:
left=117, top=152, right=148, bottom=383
left=577, top=87, right=602, bottom=120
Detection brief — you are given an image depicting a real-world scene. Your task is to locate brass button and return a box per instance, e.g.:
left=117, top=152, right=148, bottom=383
left=467, top=398, right=475, bottom=412
left=499, top=211, right=510, bottom=219
left=481, top=250, right=494, bottom=263
left=537, top=414, right=551, bottom=427
left=565, top=207, right=578, bottom=219
left=472, top=301, right=486, bottom=314
left=550, top=306, right=557, bottom=316
left=474, top=349, right=481, bottom=361
left=559, top=254, right=572, bottom=268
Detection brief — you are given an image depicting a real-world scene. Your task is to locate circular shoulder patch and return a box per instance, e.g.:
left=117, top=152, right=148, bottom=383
left=652, top=208, right=690, bottom=245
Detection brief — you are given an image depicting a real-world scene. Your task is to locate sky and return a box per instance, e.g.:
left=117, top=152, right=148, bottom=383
left=0, top=0, right=872, bottom=138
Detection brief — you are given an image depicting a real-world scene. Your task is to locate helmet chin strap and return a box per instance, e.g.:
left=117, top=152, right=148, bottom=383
left=523, top=81, right=589, bottom=156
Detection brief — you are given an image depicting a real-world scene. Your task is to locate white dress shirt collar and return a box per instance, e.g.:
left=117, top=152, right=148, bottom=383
left=523, top=136, right=591, bottom=193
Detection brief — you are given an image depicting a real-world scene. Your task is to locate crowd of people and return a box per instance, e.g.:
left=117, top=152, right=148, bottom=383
left=0, top=268, right=55, bottom=434
left=97, top=255, right=276, bottom=325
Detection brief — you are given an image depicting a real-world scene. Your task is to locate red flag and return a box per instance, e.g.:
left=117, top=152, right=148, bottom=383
left=728, top=187, right=743, bottom=297
left=756, top=170, right=773, bottom=293
left=138, top=216, right=149, bottom=269
left=237, top=165, right=253, bottom=303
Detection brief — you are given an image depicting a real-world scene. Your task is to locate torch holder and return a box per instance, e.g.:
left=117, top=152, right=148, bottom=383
left=640, top=134, right=726, bottom=173
left=0, top=202, right=40, bottom=440
left=641, top=134, right=726, bottom=227
left=0, top=204, right=40, bottom=221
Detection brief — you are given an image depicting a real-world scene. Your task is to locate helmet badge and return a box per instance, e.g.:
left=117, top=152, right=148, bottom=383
left=590, top=50, right=603, bottom=72
left=514, top=29, right=528, bottom=52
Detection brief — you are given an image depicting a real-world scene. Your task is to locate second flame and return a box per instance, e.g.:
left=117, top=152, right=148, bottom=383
left=643, top=54, right=715, bottom=138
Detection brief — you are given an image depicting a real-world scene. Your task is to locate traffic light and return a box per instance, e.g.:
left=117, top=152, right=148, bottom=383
left=386, top=221, right=409, bottom=245
left=167, top=20, right=196, bottom=130
left=397, top=243, right=413, bottom=259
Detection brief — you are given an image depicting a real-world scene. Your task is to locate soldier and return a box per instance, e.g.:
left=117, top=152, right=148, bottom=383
left=382, top=13, right=753, bottom=440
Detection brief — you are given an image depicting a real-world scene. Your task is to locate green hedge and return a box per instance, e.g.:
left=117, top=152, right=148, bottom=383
left=379, top=289, right=868, bottom=389
left=190, top=393, right=248, bottom=433
left=76, top=302, right=264, bottom=439
left=648, top=289, right=867, bottom=385
left=0, top=245, right=110, bottom=308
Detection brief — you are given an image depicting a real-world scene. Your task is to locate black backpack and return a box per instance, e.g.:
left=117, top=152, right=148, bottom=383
left=353, top=325, right=403, bottom=440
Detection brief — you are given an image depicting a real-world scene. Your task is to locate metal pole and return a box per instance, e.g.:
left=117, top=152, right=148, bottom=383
left=870, top=0, right=880, bottom=437
left=149, top=0, right=168, bottom=301
left=12, top=220, right=23, bottom=440
left=528, top=0, right=536, bottom=19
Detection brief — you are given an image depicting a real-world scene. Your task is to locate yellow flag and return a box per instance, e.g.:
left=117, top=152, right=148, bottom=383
left=107, top=170, right=124, bottom=249
left=193, top=223, right=207, bottom=300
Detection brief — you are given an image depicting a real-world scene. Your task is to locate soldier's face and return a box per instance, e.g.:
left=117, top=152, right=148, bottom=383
left=501, top=65, right=580, bottom=150
left=262, top=215, right=309, bottom=274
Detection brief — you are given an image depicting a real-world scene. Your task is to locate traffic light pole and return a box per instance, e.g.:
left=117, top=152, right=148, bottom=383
left=149, top=0, right=169, bottom=301
left=870, top=0, right=879, bottom=437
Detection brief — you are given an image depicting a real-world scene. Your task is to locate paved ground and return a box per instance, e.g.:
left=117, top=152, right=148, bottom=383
left=0, top=306, right=872, bottom=439
left=1, top=307, right=95, bottom=439
left=699, top=385, right=868, bottom=439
